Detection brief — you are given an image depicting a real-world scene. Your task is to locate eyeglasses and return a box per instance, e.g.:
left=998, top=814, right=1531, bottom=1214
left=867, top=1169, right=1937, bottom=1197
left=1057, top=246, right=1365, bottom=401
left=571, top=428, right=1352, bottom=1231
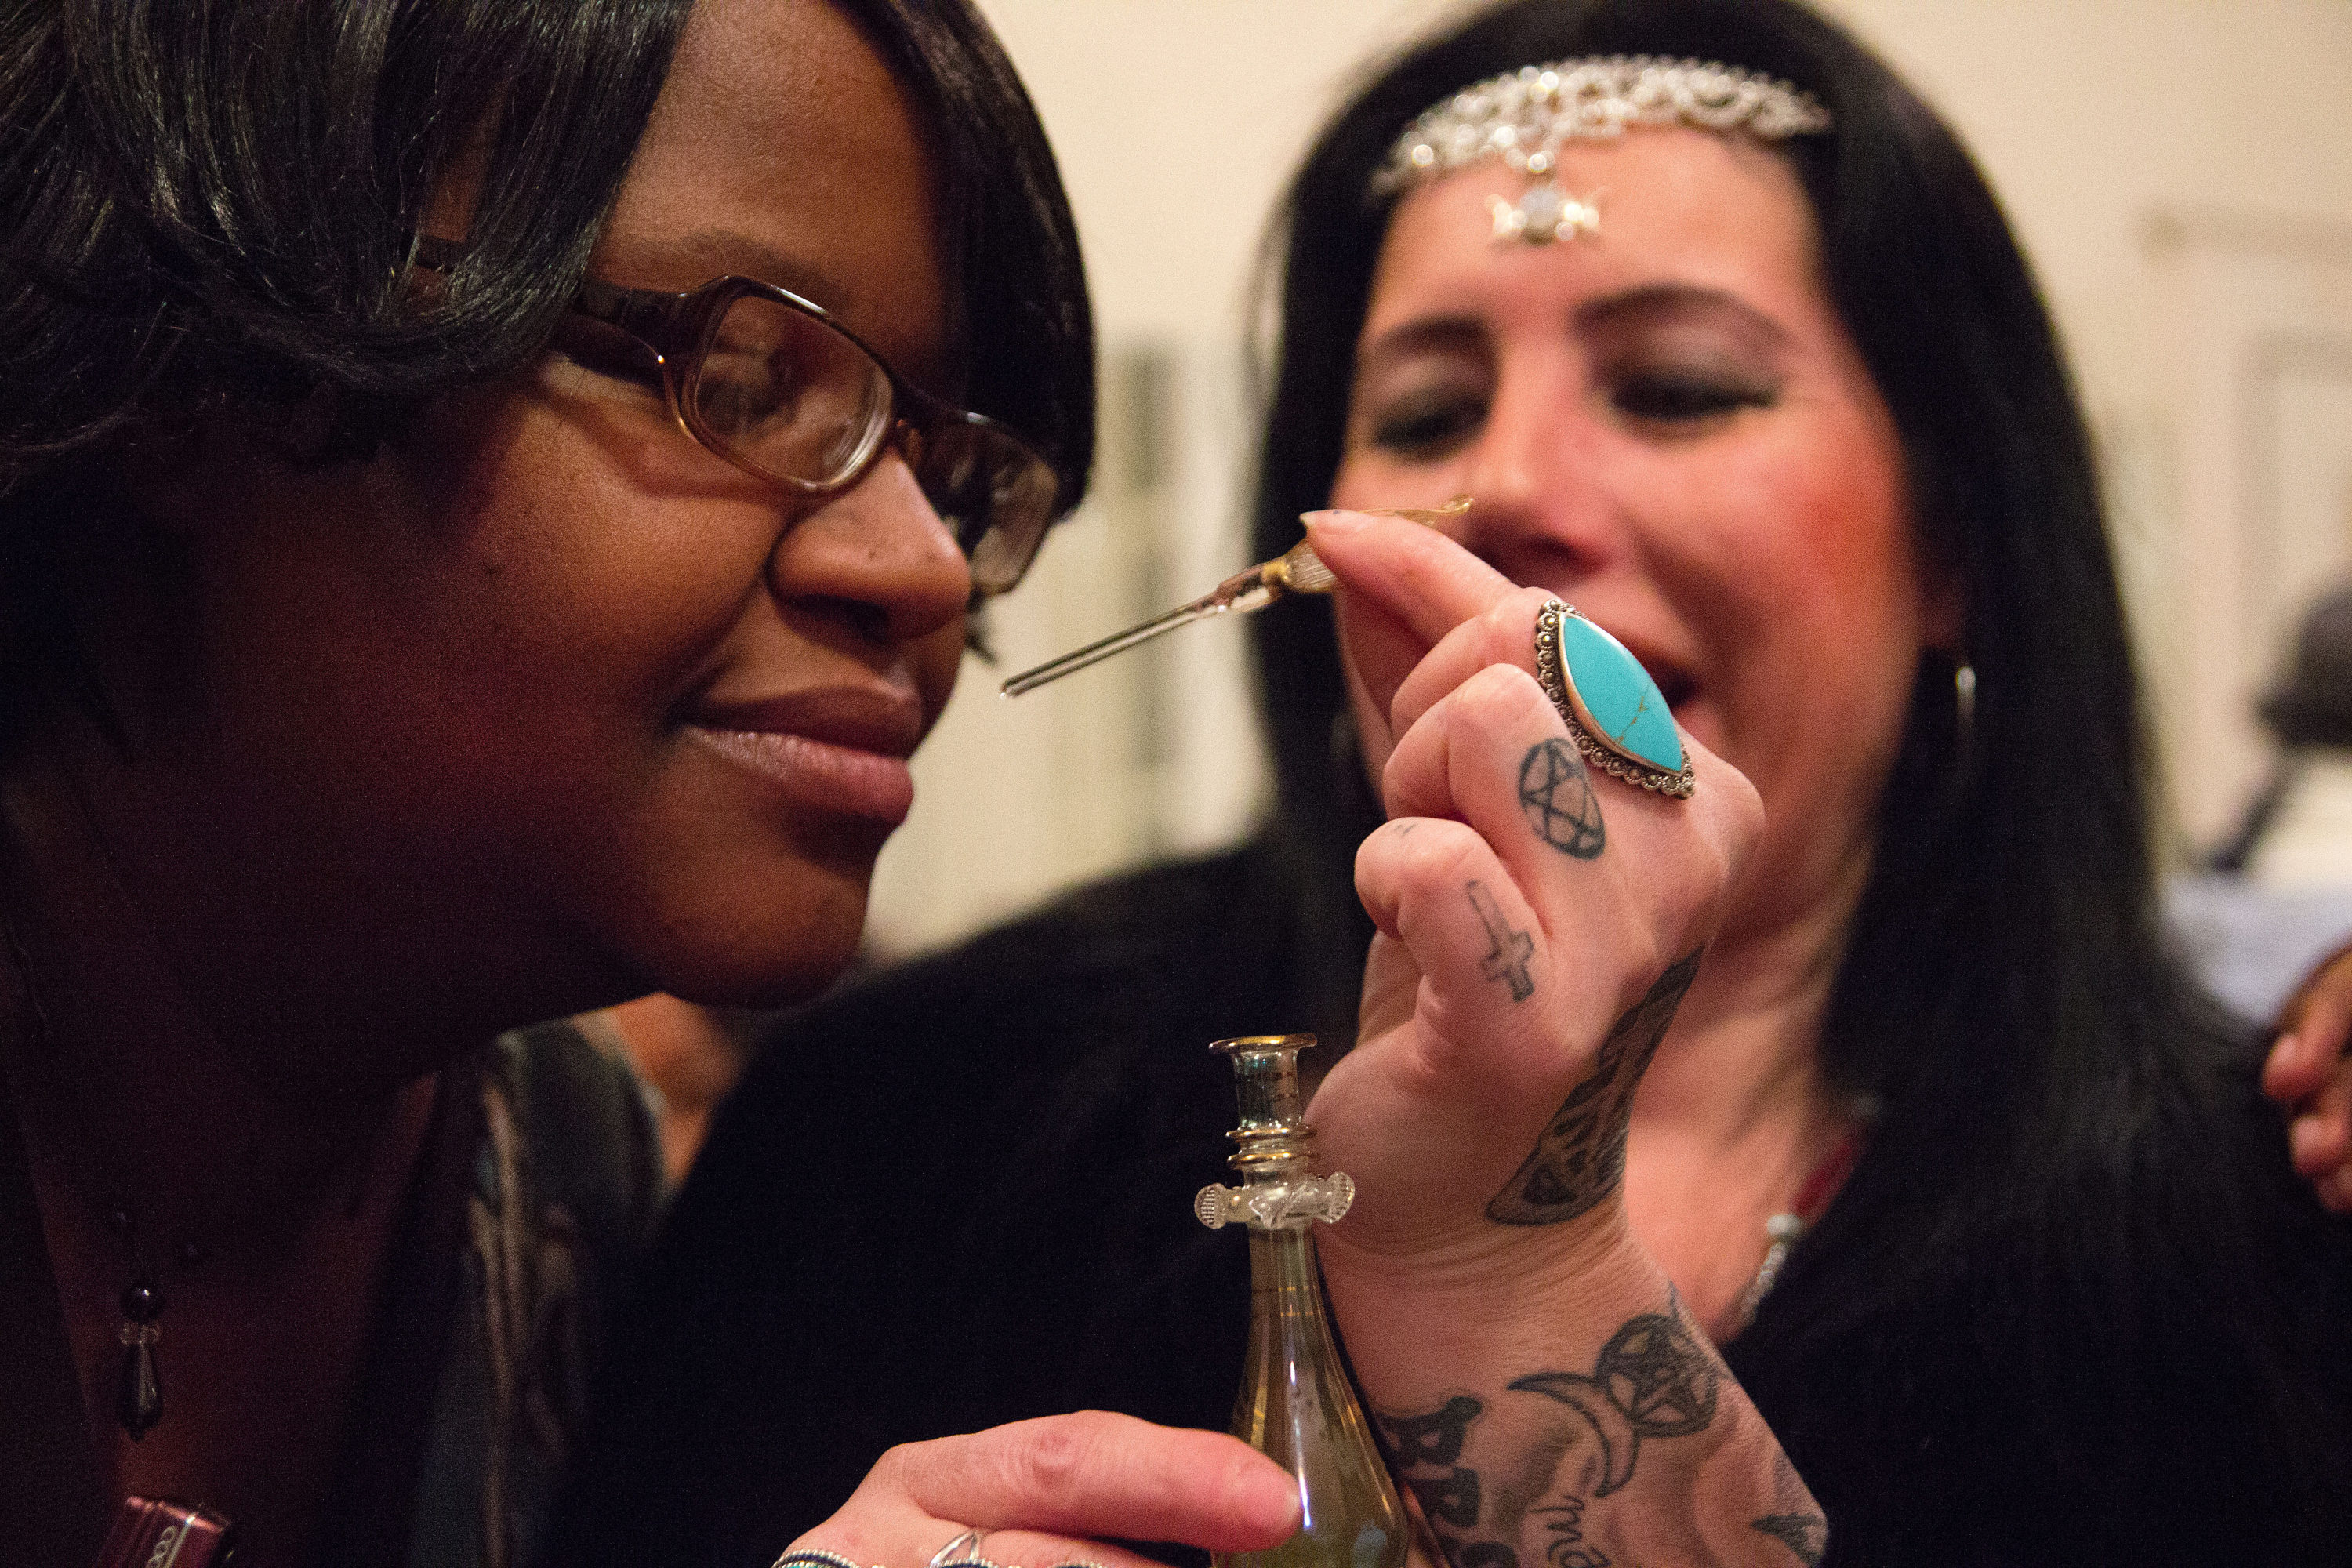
left=412, top=235, right=1062, bottom=599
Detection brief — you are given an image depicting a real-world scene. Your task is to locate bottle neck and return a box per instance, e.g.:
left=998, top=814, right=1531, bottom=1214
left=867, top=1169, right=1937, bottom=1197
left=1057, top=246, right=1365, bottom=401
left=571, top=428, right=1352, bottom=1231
left=1244, top=1223, right=1330, bottom=1319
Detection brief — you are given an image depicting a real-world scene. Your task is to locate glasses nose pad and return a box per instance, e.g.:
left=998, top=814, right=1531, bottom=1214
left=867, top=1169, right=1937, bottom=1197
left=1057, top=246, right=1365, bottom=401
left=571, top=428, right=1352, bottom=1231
left=892, top=419, right=927, bottom=477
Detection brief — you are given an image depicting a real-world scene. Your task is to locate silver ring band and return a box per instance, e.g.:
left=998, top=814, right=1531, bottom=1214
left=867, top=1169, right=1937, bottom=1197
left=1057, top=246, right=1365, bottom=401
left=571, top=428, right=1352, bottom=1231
left=929, top=1531, right=993, bottom=1568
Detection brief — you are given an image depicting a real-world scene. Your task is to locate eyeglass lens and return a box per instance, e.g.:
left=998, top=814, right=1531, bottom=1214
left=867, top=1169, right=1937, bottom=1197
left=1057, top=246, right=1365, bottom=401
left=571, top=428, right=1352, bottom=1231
left=689, top=293, right=1057, bottom=596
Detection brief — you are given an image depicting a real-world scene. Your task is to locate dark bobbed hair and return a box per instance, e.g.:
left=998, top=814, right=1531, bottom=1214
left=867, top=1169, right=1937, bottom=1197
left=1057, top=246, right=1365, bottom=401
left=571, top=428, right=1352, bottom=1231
left=1250, top=0, right=2350, bottom=1555
left=0, top=0, right=1092, bottom=665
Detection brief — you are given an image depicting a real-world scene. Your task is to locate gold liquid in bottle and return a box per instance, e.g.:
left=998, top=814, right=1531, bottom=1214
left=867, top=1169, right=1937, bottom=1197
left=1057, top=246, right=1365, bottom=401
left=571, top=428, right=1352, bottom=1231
left=1196, top=1035, right=1407, bottom=1568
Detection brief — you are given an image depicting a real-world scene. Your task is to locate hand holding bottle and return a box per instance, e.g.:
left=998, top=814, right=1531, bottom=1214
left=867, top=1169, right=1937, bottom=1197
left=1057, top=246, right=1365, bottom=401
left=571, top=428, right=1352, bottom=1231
left=782, top=1412, right=1301, bottom=1568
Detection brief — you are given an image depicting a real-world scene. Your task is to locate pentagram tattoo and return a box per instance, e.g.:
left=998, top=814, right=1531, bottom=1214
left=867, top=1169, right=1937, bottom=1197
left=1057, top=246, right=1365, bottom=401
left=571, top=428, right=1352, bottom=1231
left=1518, top=739, right=1604, bottom=860
left=1466, top=881, right=1535, bottom=1002
left=1486, top=949, right=1703, bottom=1225
left=1510, top=1312, right=1721, bottom=1497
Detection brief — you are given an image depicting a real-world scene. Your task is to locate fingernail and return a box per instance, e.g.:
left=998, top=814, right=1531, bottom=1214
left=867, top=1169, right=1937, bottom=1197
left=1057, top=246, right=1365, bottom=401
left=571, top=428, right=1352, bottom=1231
left=1233, top=1451, right=1303, bottom=1537
left=1301, top=508, right=1366, bottom=535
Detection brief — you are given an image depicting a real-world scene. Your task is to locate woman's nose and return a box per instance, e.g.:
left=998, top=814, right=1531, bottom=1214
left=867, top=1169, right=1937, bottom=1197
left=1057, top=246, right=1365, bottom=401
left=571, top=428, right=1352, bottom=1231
left=768, top=451, right=971, bottom=645
left=1452, top=370, right=1628, bottom=589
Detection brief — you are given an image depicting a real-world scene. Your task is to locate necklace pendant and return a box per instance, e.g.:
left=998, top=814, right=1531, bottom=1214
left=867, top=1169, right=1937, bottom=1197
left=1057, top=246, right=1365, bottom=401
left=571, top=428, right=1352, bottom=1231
left=117, top=1276, right=163, bottom=1439
left=117, top=1326, right=162, bottom=1439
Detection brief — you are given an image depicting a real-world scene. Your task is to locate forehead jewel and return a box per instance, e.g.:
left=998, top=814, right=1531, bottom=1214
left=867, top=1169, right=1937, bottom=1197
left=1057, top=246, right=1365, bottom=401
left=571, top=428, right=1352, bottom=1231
left=1372, top=55, right=1831, bottom=198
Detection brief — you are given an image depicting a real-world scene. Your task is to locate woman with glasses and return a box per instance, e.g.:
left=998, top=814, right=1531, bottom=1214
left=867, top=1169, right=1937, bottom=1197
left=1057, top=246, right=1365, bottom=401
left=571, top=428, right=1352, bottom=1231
left=0, top=0, right=1267, bottom=1563
left=571, top=0, right=2352, bottom=1564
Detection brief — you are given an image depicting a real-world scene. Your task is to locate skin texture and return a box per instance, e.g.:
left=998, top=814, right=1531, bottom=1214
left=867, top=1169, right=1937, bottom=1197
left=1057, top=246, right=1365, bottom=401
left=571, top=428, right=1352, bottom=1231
left=1325, top=129, right=1949, bottom=1338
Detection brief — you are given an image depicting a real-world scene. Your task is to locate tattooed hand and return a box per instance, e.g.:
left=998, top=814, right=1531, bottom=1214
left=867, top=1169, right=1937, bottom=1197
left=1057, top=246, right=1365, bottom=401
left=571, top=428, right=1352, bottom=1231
left=1290, top=510, right=1813, bottom=1568
left=1290, top=510, right=1761, bottom=1268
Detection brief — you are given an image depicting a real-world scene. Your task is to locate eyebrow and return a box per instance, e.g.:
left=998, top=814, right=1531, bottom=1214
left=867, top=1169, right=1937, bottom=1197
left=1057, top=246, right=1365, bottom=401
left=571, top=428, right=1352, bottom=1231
left=1355, top=314, right=1487, bottom=372
left=603, top=227, right=962, bottom=390
left=604, top=227, right=852, bottom=309
left=1573, top=283, right=1795, bottom=350
left=1361, top=283, right=1797, bottom=364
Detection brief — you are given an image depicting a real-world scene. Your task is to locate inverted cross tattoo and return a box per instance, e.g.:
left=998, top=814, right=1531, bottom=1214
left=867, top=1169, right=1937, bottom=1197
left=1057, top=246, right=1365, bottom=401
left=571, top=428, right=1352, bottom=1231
left=1465, top=880, right=1535, bottom=1002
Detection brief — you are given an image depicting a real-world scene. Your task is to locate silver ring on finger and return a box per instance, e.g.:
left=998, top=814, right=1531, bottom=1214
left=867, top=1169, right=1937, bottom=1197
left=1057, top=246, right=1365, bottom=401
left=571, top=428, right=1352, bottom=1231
left=929, top=1530, right=995, bottom=1568
left=1533, top=597, right=1695, bottom=799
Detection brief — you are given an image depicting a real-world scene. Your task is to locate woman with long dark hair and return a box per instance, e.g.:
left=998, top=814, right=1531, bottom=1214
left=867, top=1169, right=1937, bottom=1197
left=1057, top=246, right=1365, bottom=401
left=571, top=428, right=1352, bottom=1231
left=579, top=0, right=2352, bottom=1563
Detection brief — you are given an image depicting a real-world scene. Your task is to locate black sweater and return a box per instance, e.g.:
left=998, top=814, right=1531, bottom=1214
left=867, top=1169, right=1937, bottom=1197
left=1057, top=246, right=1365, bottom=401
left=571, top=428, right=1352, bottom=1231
left=554, top=833, right=2352, bottom=1568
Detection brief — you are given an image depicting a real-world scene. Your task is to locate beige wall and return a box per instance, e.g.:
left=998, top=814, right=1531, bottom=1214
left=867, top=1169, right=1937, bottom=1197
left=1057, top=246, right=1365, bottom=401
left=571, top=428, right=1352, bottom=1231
left=866, top=0, right=2352, bottom=956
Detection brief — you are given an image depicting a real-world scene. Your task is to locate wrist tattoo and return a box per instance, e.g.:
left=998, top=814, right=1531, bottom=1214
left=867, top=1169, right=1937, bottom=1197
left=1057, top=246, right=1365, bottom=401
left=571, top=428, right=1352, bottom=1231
left=1511, top=1311, right=1719, bottom=1497
left=1375, top=1304, right=1726, bottom=1568
left=1466, top=881, right=1536, bottom=1002
left=1377, top=1393, right=1483, bottom=1530
left=1530, top=1497, right=1609, bottom=1568
left=1486, top=949, right=1701, bottom=1225
left=1519, top=740, right=1605, bottom=860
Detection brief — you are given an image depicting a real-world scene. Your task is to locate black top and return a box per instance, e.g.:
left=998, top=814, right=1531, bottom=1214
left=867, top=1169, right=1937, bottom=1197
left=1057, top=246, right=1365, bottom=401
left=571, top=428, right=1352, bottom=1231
left=554, top=831, right=2352, bottom=1568
left=0, top=1023, right=661, bottom=1568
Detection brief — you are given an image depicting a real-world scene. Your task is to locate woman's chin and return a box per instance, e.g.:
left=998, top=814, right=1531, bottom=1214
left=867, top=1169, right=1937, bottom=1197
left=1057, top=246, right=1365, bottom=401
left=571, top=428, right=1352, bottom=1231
left=635, top=873, right=877, bottom=1012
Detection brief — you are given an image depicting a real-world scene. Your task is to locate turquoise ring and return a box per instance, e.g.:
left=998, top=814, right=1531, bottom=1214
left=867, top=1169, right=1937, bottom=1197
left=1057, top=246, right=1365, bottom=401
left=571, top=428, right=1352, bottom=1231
left=1532, top=598, right=1695, bottom=799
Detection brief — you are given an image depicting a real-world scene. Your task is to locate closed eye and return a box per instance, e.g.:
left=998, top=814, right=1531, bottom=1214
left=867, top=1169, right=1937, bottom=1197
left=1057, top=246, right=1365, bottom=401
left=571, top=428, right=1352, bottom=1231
left=1363, top=386, right=1488, bottom=463
left=1607, top=368, right=1777, bottom=430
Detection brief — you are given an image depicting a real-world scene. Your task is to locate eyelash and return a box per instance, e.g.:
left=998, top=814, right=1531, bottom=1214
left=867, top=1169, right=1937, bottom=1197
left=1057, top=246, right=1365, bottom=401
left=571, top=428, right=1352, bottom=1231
left=1362, top=368, right=1779, bottom=462
left=1365, top=389, right=1486, bottom=462
left=1609, top=370, right=1777, bottom=426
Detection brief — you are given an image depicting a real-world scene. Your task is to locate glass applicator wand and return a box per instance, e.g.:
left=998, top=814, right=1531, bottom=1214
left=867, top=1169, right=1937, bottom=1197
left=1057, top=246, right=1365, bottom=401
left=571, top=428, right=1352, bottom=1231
left=1000, top=496, right=1469, bottom=697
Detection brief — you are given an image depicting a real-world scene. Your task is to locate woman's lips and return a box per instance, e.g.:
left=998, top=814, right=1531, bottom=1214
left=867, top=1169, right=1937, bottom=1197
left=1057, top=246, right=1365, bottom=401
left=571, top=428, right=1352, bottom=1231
left=681, top=686, right=927, bottom=824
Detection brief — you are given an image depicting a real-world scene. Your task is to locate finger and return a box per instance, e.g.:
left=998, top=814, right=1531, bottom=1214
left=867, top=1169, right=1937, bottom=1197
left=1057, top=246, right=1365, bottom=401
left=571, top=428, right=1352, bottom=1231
left=2276, top=951, right=2352, bottom=1080
left=1305, top=510, right=1518, bottom=728
left=1303, top=508, right=1517, bottom=649
left=1353, top=812, right=1555, bottom=1067
left=2263, top=1031, right=2325, bottom=1108
left=2288, top=1063, right=2352, bottom=1178
left=1378, top=663, right=1617, bottom=924
left=2319, top=1163, right=2352, bottom=1215
left=794, top=1526, right=1171, bottom=1568
left=880, top=1414, right=1298, bottom=1553
left=1385, top=586, right=1562, bottom=746
left=941, top=1527, right=1171, bottom=1568
left=1377, top=663, right=1757, bottom=967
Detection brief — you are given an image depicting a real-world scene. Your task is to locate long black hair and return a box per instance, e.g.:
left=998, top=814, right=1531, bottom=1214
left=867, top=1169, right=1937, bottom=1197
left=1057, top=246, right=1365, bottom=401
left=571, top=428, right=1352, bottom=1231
left=0, top=0, right=1092, bottom=670
left=1249, top=0, right=2352, bottom=1559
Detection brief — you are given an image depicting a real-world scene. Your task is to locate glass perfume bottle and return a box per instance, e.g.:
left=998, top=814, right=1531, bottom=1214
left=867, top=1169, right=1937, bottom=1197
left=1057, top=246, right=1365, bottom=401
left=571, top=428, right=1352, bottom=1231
left=1196, top=1035, right=1408, bottom=1568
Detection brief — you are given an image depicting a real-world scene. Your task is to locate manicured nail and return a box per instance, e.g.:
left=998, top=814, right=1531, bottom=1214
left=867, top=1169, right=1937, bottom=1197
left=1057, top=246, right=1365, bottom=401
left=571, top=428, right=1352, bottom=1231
left=1301, top=508, right=1367, bottom=535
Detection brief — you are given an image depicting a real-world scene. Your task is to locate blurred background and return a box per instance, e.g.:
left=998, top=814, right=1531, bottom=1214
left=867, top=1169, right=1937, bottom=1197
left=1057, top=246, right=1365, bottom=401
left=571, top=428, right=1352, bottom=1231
left=866, top=0, right=2352, bottom=960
